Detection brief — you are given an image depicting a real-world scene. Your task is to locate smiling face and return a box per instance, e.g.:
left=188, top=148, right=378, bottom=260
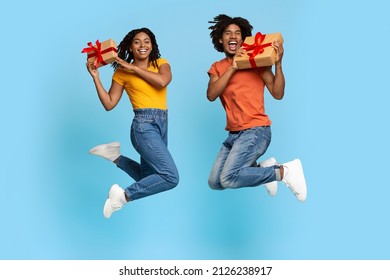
left=219, top=24, right=243, bottom=57
left=130, top=32, right=152, bottom=61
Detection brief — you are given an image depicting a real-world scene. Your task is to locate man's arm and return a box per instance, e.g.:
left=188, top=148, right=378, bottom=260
left=207, top=47, right=248, bottom=101
left=262, top=40, right=285, bottom=100
left=207, top=65, right=237, bottom=101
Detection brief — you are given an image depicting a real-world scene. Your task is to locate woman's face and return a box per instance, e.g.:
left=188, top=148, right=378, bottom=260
left=130, top=32, right=152, bottom=60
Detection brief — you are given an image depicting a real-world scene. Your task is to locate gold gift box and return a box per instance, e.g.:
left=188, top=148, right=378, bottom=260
left=82, top=39, right=117, bottom=68
left=236, top=32, right=284, bottom=69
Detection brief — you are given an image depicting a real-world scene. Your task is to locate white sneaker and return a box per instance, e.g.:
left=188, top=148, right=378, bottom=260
left=89, top=142, right=120, bottom=162
left=103, top=184, right=127, bottom=219
left=282, top=159, right=307, bottom=202
left=258, top=157, right=278, bottom=196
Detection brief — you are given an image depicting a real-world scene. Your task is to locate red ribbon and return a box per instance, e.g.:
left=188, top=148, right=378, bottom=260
left=241, top=32, right=272, bottom=68
left=81, top=40, right=117, bottom=67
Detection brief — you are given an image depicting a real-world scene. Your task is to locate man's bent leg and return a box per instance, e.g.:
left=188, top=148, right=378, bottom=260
left=208, top=143, right=231, bottom=190
left=219, top=126, right=276, bottom=189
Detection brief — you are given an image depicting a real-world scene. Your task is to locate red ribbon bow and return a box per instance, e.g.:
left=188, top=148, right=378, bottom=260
left=241, top=32, right=272, bottom=68
left=82, top=40, right=117, bottom=67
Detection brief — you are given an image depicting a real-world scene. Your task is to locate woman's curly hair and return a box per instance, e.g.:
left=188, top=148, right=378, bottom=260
left=112, top=27, right=161, bottom=70
left=208, top=14, right=253, bottom=53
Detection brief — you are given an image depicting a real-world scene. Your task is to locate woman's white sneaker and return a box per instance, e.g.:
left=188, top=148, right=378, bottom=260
left=89, top=142, right=120, bottom=162
left=103, top=184, right=127, bottom=219
left=282, top=159, right=307, bottom=202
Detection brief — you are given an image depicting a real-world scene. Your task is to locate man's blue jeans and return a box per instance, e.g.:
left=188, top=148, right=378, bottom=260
left=117, top=109, right=179, bottom=201
left=208, top=126, right=277, bottom=190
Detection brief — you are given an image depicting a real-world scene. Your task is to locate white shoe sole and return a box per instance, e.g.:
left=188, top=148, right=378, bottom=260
left=103, top=198, right=112, bottom=219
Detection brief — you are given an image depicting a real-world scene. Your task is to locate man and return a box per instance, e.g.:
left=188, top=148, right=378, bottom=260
left=207, top=14, right=307, bottom=202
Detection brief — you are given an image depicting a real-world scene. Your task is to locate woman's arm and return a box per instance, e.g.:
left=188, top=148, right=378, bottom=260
left=115, top=57, right=172, bottom=89
left=86, top=62, right=124, bottom=111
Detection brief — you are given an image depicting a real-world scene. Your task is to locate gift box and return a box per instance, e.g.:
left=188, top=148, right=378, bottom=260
left=81, top=39, right=117, bottom=68
left=236, top=32, right=284, bottom=69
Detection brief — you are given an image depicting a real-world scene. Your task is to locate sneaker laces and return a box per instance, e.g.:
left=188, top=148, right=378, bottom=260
left=284, top=181, right=299, bottom=196
left=282, top=166, right=300, bottom=196
left=106, top=193, right=125, bottom=210
left=109, top=200, right=124, bottom=211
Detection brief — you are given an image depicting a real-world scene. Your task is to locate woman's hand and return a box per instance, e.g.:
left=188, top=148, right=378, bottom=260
left=86, top=61, right=99, bottom=79
left=115, top=57, right=135, bottom=72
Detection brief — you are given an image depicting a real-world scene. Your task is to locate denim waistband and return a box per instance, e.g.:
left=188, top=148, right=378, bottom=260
left=134, top=108, right=168, bottom=117
left=229, top=126, right=270, bottom=134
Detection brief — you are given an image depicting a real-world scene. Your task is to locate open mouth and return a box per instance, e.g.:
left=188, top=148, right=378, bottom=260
left=137, top=48, right=148, bottom=54
left=228, top=41, right=238, bottom=51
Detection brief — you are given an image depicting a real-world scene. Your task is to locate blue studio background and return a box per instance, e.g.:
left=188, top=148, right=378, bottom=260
left=1, top=0, right=389, bottom=259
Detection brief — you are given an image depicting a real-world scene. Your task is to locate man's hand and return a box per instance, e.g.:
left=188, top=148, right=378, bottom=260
left=272, top=40, right=284, bottom=66
left=232, top=47, right=246, bottom=69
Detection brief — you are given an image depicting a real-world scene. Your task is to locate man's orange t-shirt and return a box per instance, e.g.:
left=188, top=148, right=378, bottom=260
left=208, top=58, right=272, bottom=131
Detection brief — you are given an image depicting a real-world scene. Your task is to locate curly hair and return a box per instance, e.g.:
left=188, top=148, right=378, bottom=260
left=112, top=27, right=161, bottom=70
left=208, top=14, right=253, bottom=53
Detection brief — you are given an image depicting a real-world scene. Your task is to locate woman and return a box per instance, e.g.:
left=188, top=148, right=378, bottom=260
left=86, top=28, right=179, bottom=219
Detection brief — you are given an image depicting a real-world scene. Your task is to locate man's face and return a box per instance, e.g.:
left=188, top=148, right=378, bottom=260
left=219, top=24, right=243, bottom=57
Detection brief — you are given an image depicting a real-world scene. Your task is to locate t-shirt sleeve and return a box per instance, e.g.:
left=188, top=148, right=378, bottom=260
left=112, top=68, right=126, bottom=86
left=158, top=57, right=169, bottom=66
left=207, top=62, right=218, bottom=77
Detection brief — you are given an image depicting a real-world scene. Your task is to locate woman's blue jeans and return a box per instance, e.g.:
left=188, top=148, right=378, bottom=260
left=117, top=109, right=179, bottom=201
left=208, top=126, right=277, bottom=190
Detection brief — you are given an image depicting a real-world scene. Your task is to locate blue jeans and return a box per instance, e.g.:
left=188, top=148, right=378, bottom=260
left=117, top=109, right=179, bottom=201
left=208, top=126, right=277, bottom=190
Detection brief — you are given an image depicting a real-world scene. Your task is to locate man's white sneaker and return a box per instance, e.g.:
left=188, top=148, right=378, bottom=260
left=89, top=142, right=120, bottom=162
left=258, top=157, right=278, bottom=196
left=282, top=159, right=307, bottom=202
left=103, top=184, right=127, bottom=219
